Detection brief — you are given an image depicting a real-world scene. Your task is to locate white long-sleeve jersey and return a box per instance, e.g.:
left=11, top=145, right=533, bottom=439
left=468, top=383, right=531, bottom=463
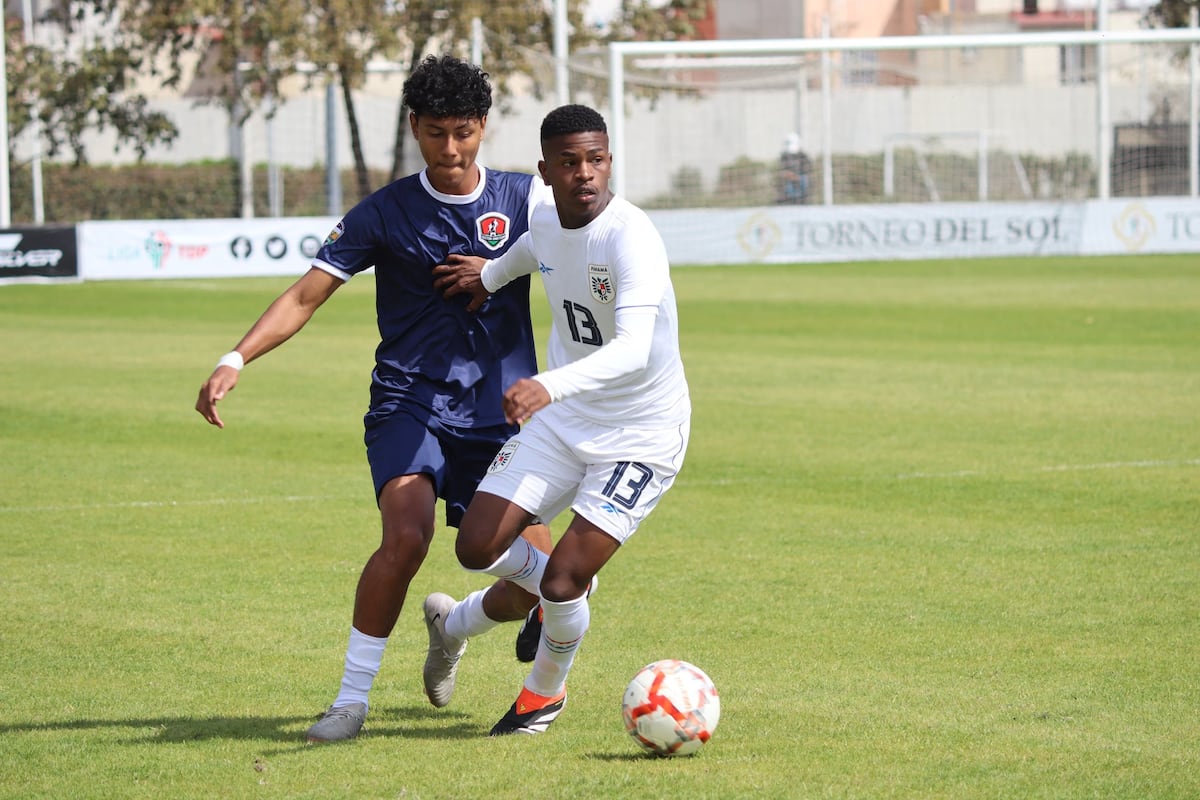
left=480, top=195, right=690, bottom=429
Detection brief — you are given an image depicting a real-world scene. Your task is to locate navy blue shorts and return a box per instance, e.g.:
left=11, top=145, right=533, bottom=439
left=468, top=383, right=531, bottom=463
left=364, top=403, right=517, bottom=528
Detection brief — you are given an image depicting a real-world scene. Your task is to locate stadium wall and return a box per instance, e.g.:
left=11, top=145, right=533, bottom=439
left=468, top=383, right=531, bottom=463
left=5, top=196, right=1197, bottom=283
left=54, top=79, right=1175, bottom=206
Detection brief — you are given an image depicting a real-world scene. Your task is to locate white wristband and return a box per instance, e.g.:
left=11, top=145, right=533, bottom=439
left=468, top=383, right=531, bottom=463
left=216, top=351, right=245, bottom=371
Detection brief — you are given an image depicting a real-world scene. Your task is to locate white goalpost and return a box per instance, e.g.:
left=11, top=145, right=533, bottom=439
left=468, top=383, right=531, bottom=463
left=882, top=131, right=1034, bottom=202
left=606, top=27, right=1200, bottom=207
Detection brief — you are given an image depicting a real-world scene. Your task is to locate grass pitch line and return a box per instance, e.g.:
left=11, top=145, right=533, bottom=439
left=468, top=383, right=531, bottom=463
left=0, top=493, right=359, bottom=515
left=897, top=458, right=1200, bottom=480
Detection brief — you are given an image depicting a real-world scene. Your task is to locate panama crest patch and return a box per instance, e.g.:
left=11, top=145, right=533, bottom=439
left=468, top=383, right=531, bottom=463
left=476, top=212, right=511, bottom=251
left=487, top=441, right=520, bottom=474
left=589, top=263, right=614, bottom=304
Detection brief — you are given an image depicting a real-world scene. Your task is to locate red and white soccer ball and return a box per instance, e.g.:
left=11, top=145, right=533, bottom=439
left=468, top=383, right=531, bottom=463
left=621, top=659, right=721, bottom=757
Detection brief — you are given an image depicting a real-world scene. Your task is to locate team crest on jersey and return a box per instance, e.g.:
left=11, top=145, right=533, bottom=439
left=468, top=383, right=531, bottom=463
left=324, top=220, right=345, bottom=246
left=589, top=263, right=614, bottom=304
left=476, top=212, right=511, bottom=251
left=487, top=441, right=520, bottom=474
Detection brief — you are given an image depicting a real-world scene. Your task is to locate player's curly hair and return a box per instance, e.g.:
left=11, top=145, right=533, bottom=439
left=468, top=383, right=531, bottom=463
left=540, top=104, right=607, bottom=141
left=402, top=54, right=492, bottom=119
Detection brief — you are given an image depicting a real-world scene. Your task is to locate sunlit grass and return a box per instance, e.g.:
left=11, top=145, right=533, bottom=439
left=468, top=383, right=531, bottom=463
left=1, top=255, right=1197, bottom=799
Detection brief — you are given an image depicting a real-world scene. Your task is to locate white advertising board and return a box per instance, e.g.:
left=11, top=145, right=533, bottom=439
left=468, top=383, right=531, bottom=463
left=648, top=202, right=1088, bottom=265
left=71, top=199, right=1200, bottom=280
left=1078, top=198, right=1200, bottom=256
left=78, top=217, right=338, bottom=280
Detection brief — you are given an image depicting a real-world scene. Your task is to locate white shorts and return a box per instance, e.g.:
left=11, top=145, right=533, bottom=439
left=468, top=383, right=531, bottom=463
left=477, top=403, right=689, bottom=545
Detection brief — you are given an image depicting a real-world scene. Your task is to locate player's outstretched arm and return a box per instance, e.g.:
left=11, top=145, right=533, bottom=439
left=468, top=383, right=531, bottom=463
left=195, top=267, right=341, bottom=429
left=433, top=254, right=491, bottom=312
left=434, top=231, right=539, bottom=313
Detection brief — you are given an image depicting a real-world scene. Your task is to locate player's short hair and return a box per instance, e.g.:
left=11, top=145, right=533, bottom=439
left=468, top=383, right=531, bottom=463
left=540, top=104, right=607, bottom=142
left=402, top=54, right=492, bottom=119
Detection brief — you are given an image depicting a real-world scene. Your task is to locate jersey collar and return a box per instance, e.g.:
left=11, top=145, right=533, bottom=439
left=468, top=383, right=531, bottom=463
left=419, top=165, right=488, bottom=205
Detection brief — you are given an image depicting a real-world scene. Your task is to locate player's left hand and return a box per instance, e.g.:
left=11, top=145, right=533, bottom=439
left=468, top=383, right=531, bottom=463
left=502, top=378, right=551, bottom=425
left=433, top=254, right=490, bottom=312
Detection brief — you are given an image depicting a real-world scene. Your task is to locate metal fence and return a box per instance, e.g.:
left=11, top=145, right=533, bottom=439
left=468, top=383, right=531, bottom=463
left=7, top=24, right=1200, bottom=220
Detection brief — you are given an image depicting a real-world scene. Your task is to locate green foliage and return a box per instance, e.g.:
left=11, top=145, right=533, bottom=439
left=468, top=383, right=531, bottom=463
left=4, top=18, right=177, bottom=165
left=605, top=0, right=711, bottom=42
left=3, top=145, right=1103, bottom=222
left=669, top=164, right=705, bottom=206
left=1145, top=0, right=1200, bottom=27
left=1, top=256, right=1198, bottom=798
left=644, top=150, right=1098, bottom=208
left=55, top=0, right=312, bottom=113
left=3, top=161, right=395, bottom=222
left=9, top=0, right=712, bottom=193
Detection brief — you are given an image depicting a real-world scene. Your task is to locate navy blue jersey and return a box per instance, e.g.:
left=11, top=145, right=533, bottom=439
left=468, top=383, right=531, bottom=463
left=314, top=167, right=542, bottom=429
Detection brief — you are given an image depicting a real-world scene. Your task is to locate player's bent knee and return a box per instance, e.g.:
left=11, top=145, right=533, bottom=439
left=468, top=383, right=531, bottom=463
left=454, top=532, right=495, bottom=572
left=376, top=537, right=430, bottom=575
left=540, top=573, right=591, bottom=604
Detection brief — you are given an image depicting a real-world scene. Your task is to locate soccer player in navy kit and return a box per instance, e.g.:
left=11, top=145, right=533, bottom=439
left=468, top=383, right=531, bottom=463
left=194, top=55, right=552, bottom=743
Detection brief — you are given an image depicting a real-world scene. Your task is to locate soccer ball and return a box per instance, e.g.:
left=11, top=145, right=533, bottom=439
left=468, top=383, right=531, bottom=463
left=621, top=659, right=720, bottom=757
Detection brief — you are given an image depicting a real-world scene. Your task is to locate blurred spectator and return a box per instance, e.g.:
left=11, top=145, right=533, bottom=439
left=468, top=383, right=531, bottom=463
left=777, top=132, right=812, bottom=205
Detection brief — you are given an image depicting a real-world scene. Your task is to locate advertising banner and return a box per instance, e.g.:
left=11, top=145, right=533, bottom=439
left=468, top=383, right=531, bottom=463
left=78, top=217, right=338, bottom=280
left=649, top=202, right=1087, bottom=265
left=1079, top=198, right=1200, bottom=255
left=66, top=198, right=1200, bottom=281
left=0, top=225, right=78, bottom=281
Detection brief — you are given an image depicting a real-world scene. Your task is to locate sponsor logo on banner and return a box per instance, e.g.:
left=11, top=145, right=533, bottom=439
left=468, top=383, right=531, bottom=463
left=1112, top=202, right=1156, bottom=251
left=145, top=231, right=171, bottom=269
left=476, top=212, right=511, bottom=251
left=79, top=218, right=339, bottom=280
left=0, top=234, right=62, bottom=269
left=589, top=263, right=614, bottom=303
left=0, top=226, right=78, bottom=279
left=300, top=235, right=323, bottom=258
left=142, top=230, right=209, bottom=269
left=737, top=213, right=781, bottom=259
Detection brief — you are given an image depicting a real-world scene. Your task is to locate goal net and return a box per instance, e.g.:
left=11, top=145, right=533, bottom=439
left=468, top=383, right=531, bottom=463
left=597, top=28, right=1200, bottom=209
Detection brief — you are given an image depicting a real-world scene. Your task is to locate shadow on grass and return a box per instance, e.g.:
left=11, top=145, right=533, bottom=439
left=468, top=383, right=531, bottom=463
left=585, top=751, right=658, bottom=762
left=0, top=704, right=478, bottom=747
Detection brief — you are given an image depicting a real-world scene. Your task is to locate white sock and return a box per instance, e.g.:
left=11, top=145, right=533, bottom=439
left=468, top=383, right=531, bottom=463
left=476, top=538, right=547, bottom=597
left=331, top=627, right=387, bottom=709
left=525, top=593, right=589, bottom=698
left=444, top=588, right=503, bottom=640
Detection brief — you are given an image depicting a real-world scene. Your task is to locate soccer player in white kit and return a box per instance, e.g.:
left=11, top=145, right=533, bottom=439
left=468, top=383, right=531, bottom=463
left=426, top=103, right=691, bottom=736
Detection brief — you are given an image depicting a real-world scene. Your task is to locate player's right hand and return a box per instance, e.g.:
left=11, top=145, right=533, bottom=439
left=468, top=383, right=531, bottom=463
left=502, top=378, right=552, bottom=425
left=433, top=254, right=491, bottom=312
left=195, top=367, right=240, bottom=428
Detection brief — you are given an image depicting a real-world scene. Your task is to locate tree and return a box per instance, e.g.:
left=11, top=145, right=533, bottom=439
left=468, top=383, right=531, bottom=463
left=50, top=0, right=310, bottom=118
left=1145, top=0, right=1199, bottom=27
left=299, top=2, right=404, bottom=198
left=307, top=0, right=601, bottom=194
left=301, top=0, right=712, bottom=197
left=39, top=0, right=310, bottom=215
left=18, top=0, right=713, bottom=205
left=606, top=0, right=712, bottom=41
left=4, top=13, right=177, bottom=166
left=567, top=0, right=713, bottom=107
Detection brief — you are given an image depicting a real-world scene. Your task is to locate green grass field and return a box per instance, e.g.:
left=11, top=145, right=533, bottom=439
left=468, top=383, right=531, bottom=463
left=1, top=255, right=1198, bottom=799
